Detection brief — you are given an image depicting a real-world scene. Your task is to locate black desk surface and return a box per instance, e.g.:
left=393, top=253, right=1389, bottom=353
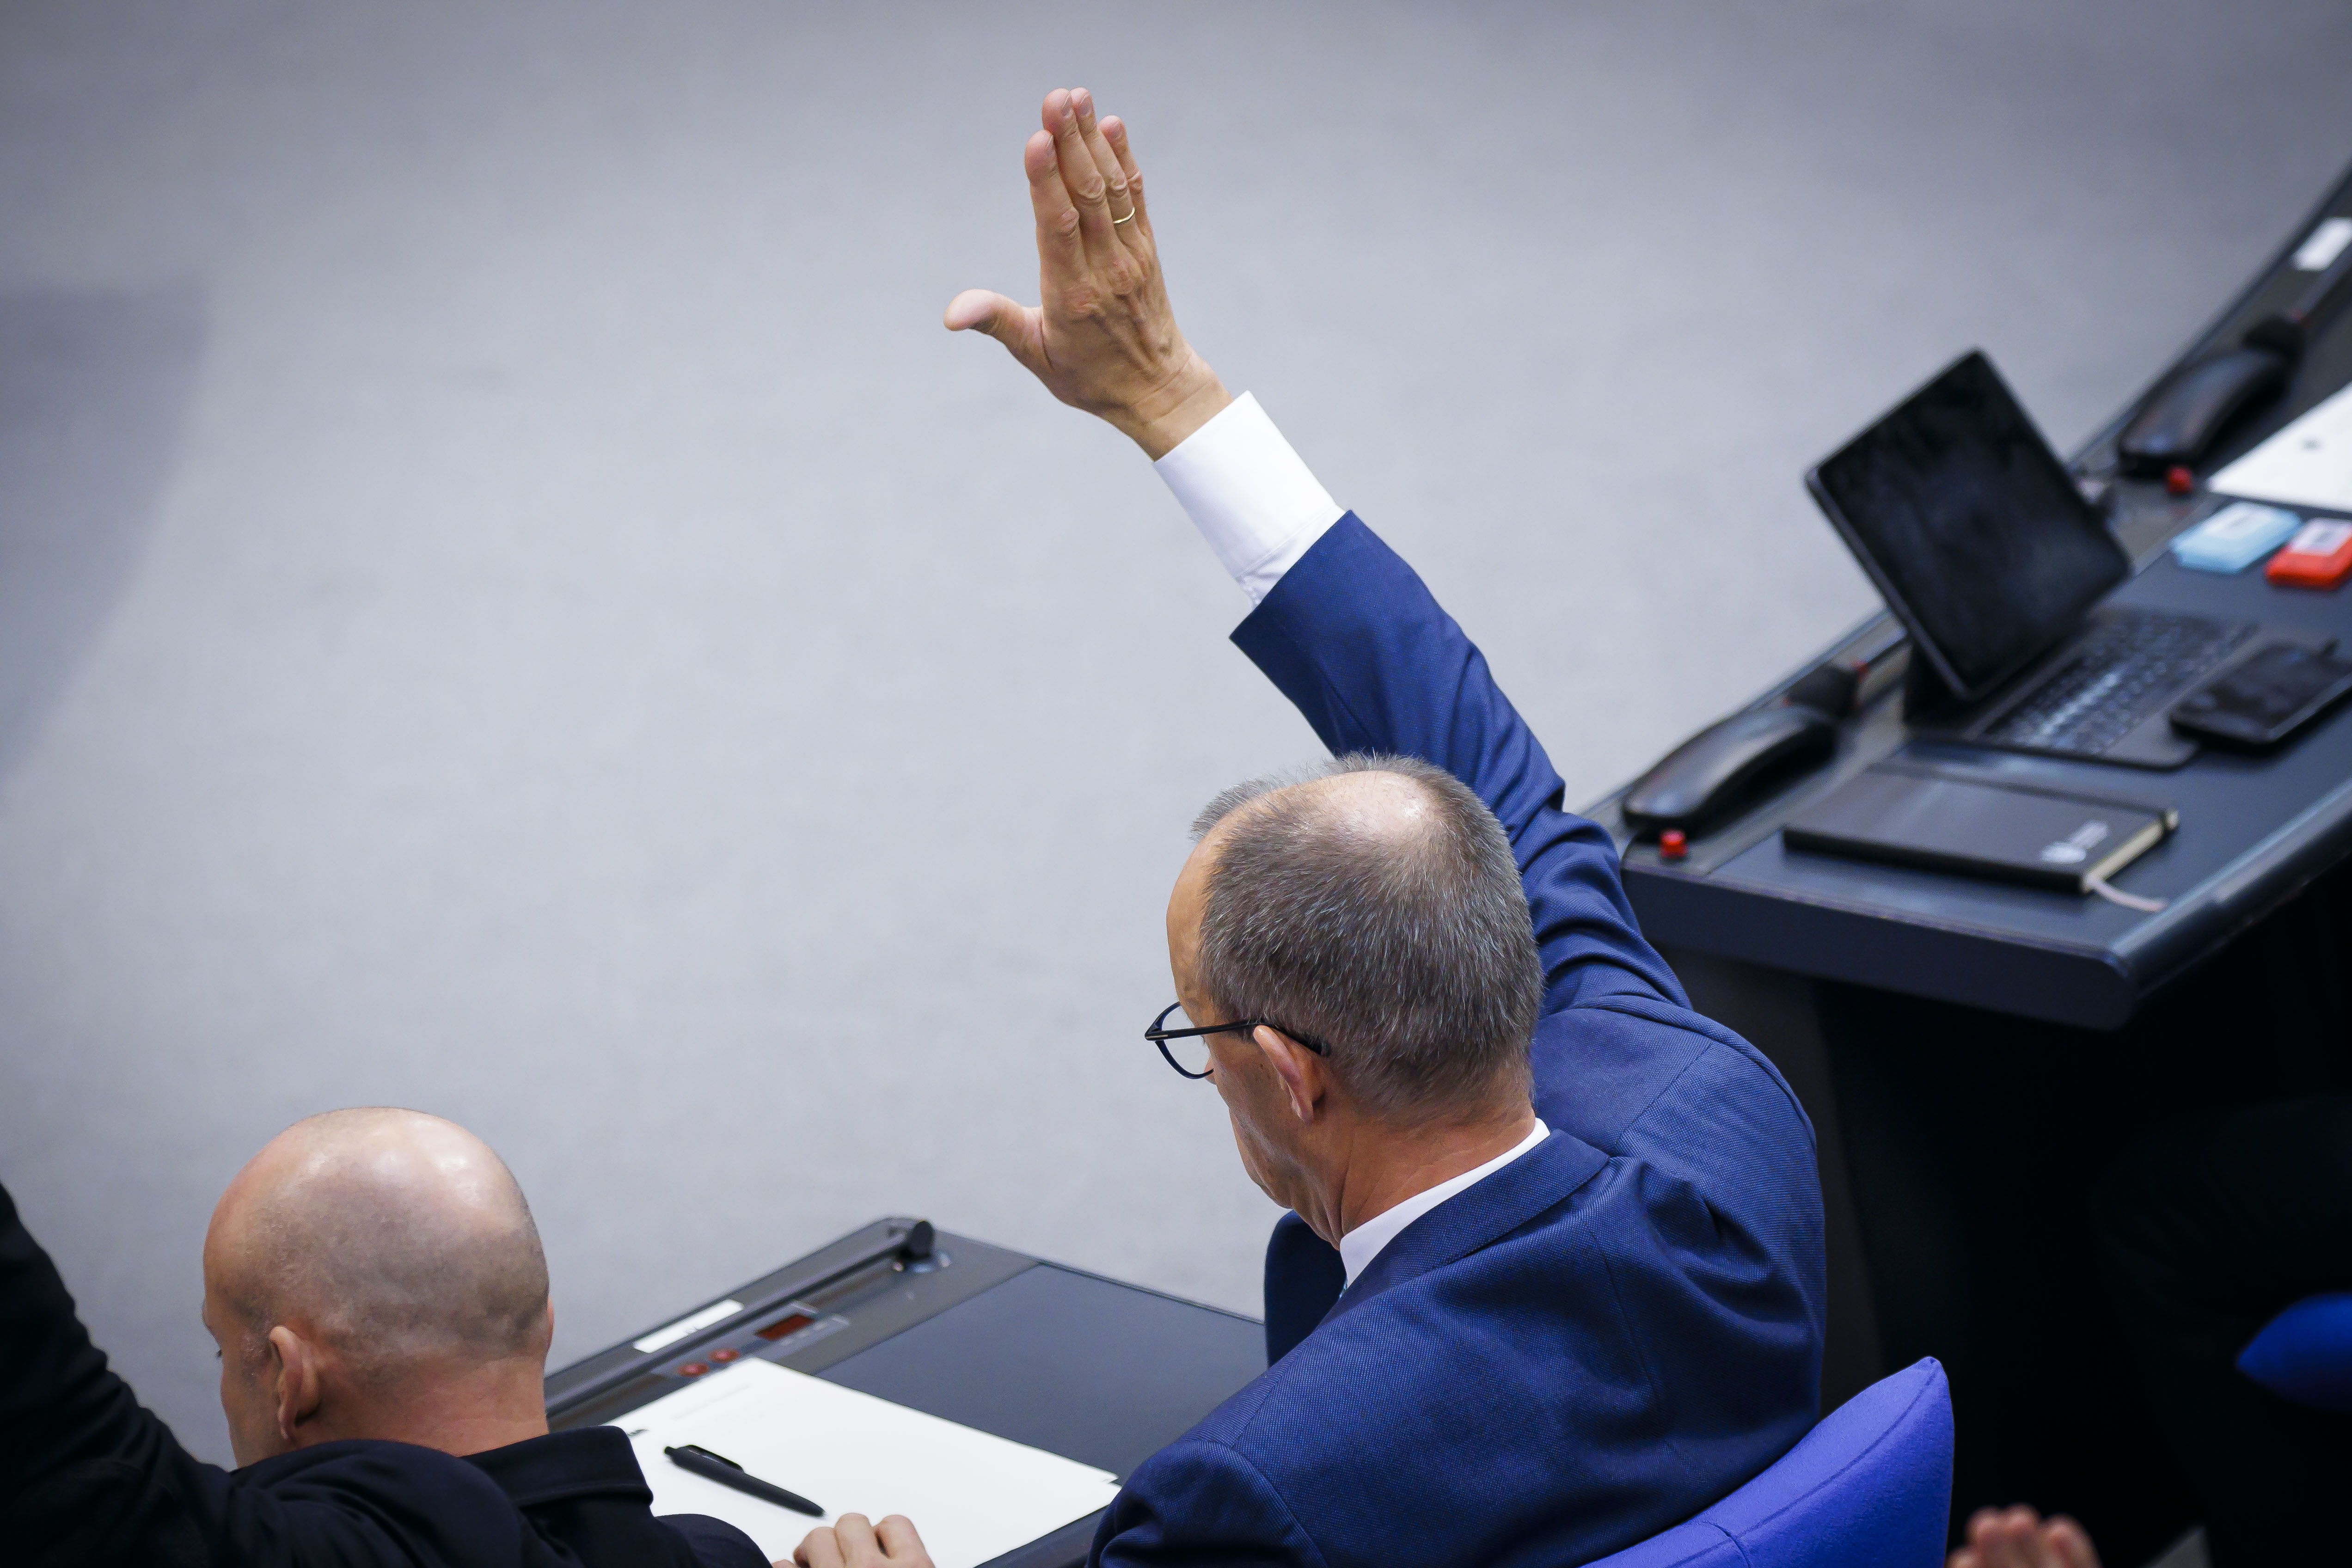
left=544, top=1219, right=1266, bottom=1568
left=1596, top=159, right=2352, bottom=1030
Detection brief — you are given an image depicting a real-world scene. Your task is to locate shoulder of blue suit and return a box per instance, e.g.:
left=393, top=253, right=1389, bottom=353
left=1097, top=992, right=1822, bottom=1568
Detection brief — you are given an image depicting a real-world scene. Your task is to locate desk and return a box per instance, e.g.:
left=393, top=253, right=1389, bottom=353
left=1605, top=154, right=2352, bottom=1032
left=1586, top=159, right=2352, bottom=1562
left=545, top=1220, right=1266, bottom=1568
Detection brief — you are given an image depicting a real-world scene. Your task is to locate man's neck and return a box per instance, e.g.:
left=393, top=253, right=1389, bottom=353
left=1323, top=1102, right=1539, bottom=1243
left=299, top=1365, right=552, bottom=1457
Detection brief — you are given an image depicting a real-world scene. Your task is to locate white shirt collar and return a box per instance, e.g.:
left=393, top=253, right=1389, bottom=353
left=1335, top=1121, right=1551, bottom=1287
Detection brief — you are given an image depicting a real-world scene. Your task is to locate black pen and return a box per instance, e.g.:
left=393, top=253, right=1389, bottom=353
left=664, top=1444, right=825, bottom=1517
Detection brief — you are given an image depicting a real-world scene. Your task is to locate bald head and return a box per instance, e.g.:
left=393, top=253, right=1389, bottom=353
left=1179, top=753, right=1542, bottom=1121
left=205, top=1109, right=550, bottom=1387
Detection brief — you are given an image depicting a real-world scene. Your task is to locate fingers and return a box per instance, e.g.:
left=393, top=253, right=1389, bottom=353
left=1099, top=115, right=1150, bottom=236
left=1991, top=1506, right=2042, bottom=1568
left=1041, top=89, right=1118, bottom=254
left=833, top=1513, right=880, bottom=1563
left=875, top=1515, right=935, bottom=1566
left=943, top=288, right=1036, bottom=347
left=1068, top=89, right=1136, bottom=232
left=1959, top=1505, right=2086, bottom=1568
left=2044, top=1516, right=2100, bottom=1568
left=941, top=289, right=1049, bottom=378
left=1963, top=1507, right=2019, bottom=1568
left=789, top=1513, right=930, bottom=1568
left=1022, top=127, right=1083, bottom=282
left=943, top=288, right=1009, bottom=333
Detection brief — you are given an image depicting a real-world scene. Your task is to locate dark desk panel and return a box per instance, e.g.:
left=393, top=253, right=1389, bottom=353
left=1620, top=553, right=2352, bottom=1028
left=547, top=1221, right=1264, bottom=1568
left=821, top=1262, right=1265, bottom=1483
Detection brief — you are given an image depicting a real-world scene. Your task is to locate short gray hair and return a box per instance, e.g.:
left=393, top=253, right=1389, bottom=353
left=1190, top=754, right=1540, bottom=1121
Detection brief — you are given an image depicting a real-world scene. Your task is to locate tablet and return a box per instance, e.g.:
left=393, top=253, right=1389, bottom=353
left=1807, top=350, right=2129, bottom=704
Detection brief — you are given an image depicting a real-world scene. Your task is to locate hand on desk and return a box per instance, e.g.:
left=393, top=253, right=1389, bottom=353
left=944, top=87, right=1230, bottom=459
left=790, top=1512, right=934, bottom=1568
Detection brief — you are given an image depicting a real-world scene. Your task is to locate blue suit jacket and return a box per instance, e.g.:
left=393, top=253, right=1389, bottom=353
left=1090, top=516, right=1825, bottom=1568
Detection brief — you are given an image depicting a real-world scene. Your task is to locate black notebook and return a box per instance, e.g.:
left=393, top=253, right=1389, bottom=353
left=1783, top=761, right=2176, bottom=896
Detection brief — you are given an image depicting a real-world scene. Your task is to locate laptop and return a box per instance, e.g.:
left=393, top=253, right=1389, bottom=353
left=1807, top=350, right=2255, bottom=768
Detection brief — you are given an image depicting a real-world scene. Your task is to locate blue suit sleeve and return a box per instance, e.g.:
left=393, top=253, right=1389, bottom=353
left=1230, top=514, right=1685, bottom=1013
left=1092, top=1439, right=1325, bottom=1568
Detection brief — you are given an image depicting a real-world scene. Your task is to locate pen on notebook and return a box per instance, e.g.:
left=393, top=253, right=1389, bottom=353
left=664, top=1444, right=825, bottom=1517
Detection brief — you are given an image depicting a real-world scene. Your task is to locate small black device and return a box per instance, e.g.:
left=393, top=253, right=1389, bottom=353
left=1784, top=760, right=2175, bottom=903
left=1619, top=659, right=1862, bottom=837
left=2169, top=639, right=2352, bottom=749
left=665, top=1444, right=825, bottom=1516
left=1807, top=350, right=2254, bottom=767
left=2116, top=347, right=2291, bottom=474
left=1620, top=707, right=1837, bottom=837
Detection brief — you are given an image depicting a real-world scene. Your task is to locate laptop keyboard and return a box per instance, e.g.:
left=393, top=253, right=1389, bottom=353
left=1979, top=609, right=2255, bottom=756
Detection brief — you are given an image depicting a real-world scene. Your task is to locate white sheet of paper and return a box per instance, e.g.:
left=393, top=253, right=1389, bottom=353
left=2210, top=380, right=2352, bottom=514
left=618, top=1360, right=1123, bottom=1567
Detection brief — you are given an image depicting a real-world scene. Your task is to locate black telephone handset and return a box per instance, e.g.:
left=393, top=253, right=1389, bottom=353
left=2118, top=235, right=2352, bottom=473
left=2116, top=346, right=2291, bottom=472
left=1621, top=662, right=1856, bottom=838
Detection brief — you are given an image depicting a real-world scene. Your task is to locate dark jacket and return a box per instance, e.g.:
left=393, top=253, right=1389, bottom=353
left=1089, top=515, right=1827, bottom=1568
left=0, top=1182, right=765, bottom=1568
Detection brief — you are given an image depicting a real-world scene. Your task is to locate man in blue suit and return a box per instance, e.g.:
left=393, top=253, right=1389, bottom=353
left=796, top=87, right=1824, bottom=1568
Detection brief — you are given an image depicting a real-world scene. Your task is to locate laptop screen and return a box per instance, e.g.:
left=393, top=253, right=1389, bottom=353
left=1807, top=350, right=2127, bottom=704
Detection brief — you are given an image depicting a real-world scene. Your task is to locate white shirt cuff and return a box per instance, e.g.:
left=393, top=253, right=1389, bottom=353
left=1154, top=392, right=1344, bottom=603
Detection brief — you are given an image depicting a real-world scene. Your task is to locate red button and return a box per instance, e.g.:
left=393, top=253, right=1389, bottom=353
left=1660, top=830, right=1688, bottom=861
left=2165, top=465, right=2195, bottom=497
left=678, top=1362, right=708, bottom=1377
left=710, top=1348, right=741, bottom=1363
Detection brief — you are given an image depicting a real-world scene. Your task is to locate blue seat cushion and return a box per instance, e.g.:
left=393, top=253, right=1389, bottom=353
left=2237, top=1292, right=2352, bottom=1414
left=1584, top=1358, right=1954, bottom=1568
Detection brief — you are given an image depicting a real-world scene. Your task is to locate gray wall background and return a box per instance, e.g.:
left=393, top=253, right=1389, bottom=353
left=2, top=1, right=2349, bottom=1464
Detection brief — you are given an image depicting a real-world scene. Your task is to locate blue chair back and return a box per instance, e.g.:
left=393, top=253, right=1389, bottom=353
left=1580, top=1359, right=1953, bottom=1568
left=2237, top=1292, right=2352, bottom=1413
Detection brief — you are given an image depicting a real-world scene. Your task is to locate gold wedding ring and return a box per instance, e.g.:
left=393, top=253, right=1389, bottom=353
left=1112, top=210, right=1135, bottom=225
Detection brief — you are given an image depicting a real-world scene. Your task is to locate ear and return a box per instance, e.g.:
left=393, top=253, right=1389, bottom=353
left=1251, top=1025, right=1329, bottom=1123
left=267, top=1324, right=325, bottom=1445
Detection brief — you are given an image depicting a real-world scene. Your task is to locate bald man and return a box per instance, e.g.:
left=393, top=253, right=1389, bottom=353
left=1, top=1108, right=764, bottom=1568
left=796, top=89, right=1825, bottom=1568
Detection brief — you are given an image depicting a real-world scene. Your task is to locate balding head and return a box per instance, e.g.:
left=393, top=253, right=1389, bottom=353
left=201, top=1109, right=552, bottom=1464
left=1176, top=753, right=1541, bottom=1122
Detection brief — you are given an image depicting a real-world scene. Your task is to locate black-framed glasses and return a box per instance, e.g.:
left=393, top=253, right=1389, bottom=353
left=1144, top=1002, right=1331, bottom=1080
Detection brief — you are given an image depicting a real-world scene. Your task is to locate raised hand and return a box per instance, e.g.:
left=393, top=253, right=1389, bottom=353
left=944, top=88, right=1231, bottom=459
